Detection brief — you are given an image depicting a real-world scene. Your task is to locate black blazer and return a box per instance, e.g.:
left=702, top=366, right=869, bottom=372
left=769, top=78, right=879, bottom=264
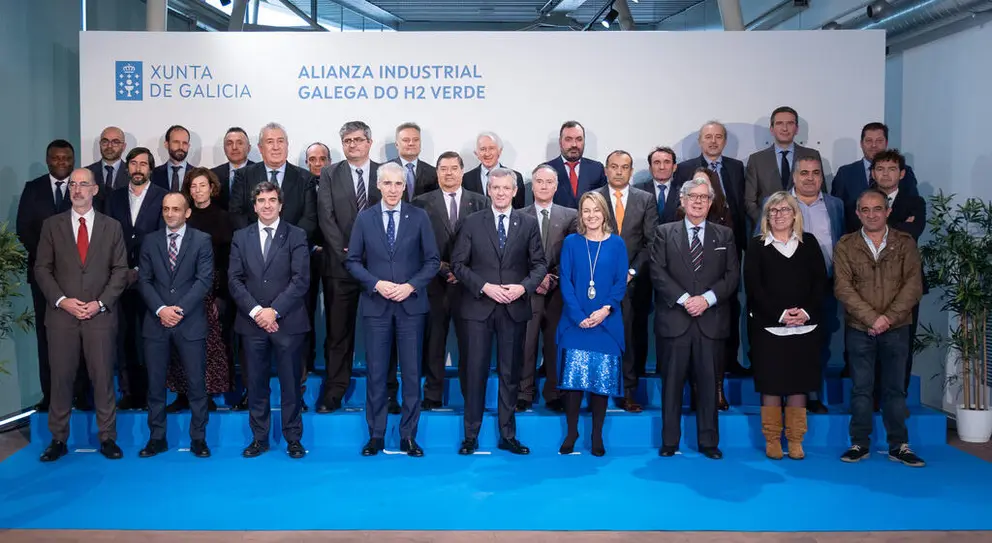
left=451, top=208, right=547, bottom=323
left=649, top=220, right=740, bottom=339
left=595, top=185, right=658, bottom=277
left=317, top=160, right=381, bottom=279
left=211, top=159, right=256, bottom=211
left=831, top=160, right=921, bottom=233
left=137, top=227, right=214, bottom=340
left=86, top=160, right=129, bottom=211
left=388, top=158, right=439, bottom=201
left=674, top=155, right=747, bottom=251
left=462, top=165, right=527, bottom=210
left=888, top=189, right=928, bottom=294
left=151, top=162, right=197, bottom=192
left=228, top=162, right=317, bottom=241
left=412, top=188, right=489, bottom=276
left=634, top=179, right=681, bottom=225
left=546, top=156, right=608, bottom=209
left=16, top=175, right=72, bottom=283
left=107, top=183, right=168, bottom=269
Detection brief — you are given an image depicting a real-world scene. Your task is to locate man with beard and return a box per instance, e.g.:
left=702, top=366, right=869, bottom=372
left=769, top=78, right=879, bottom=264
left=86, top=126, right=130, bottom=210
left=107, top=147, right=167, bottom=410
left=212, top=127, right=255, bottom=210
left=151, top=125, right=195, bottom=192
left=462, top=132, right=526, bottom=209
left=547, top=120, right=607, bottom=209
left=17, top=140, right=92, bottom=411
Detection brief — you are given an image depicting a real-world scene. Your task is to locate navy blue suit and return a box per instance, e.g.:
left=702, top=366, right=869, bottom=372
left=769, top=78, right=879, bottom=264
left=344, top=203, right=440, bottom=439
left=546, top=156, right=607, bottom=209
left=228, top=220, right=311, bottom=445
left=831, top=160, right=919, bottom=233
left=137, top=226, right=214, bottom=442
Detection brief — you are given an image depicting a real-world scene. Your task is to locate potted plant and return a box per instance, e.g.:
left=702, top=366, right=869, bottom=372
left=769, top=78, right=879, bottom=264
left=0, top=222, right=34, bottom=376
left=917, top=192, right=992, bottom=443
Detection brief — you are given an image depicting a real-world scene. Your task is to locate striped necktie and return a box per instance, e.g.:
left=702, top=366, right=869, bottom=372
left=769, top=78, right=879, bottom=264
left=689, top=226, right=703, bottom=272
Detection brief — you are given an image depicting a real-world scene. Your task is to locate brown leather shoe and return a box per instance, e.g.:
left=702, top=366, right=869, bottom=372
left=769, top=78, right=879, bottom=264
left=717, top=381, right=729, bottom=411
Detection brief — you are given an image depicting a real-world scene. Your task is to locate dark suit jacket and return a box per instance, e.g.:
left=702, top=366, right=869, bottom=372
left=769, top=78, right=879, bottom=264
left=228, top=162, right=317, bottom=241
left=16, top=175, right=72, bottom=284
left=137, top=227, right=214, bottom=340
left=520, top=203, right=578, bottom=277
left=674, top=155, right=747, bottom=250
left=227, top=220, right=311, bottom=338
left=634, top=179, right=680, bottom=225
left=318, top=160, right=381, bottom=279
left=649, top=220, right=740, bottom=339
left=831, top=160, right=920, bottom=233
left=388, top=158, right=439, bottom=202
left=451, top=208, right=548, bottom=323
left=888, top=189, right=928, bottom=294
left=33, top=210, right=129, bottom=329
left=412, top=188, right=489, bottom=277
left=151, top=162, right=198, bottom=192
left=462, top=164, right=526, bottom=209
left=107, top=183, right=167, bottom=269
left=211, top=159, right=256, bottom=211
left=344, top=203, right=440, bottom=317
left=596, top=185, right=658, bottom=277
left=86, top=160, right=128, bottom=211
left=745, top=144, right=821, bottom=224
left=546, top=156, right=607, bottom=209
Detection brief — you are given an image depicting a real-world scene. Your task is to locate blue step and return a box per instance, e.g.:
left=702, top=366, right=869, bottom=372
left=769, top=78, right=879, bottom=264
left=31, top=405, right=946, bottom=453
left=186, top=373, right=923, bottom=410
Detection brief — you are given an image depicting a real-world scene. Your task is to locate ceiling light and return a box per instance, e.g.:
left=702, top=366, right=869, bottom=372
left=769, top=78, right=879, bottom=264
left=601, top=8, right=619, bottom=28
left=821, top=21, right=843, bottom=30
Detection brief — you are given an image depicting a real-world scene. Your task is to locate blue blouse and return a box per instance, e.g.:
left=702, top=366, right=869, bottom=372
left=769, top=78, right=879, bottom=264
left=556, top=233, right=629, bottom=357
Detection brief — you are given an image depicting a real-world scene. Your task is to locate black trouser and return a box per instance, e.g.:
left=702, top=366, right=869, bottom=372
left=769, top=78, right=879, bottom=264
left=520, top=291, right=563, bottom=404
left=423, top=278, right=466, bottom=404
left=364, top=307, right=425, bottom=439
left=245, top=332, right=305, bottom=444
left=145, top=333, right=208, bottom=441
left=462, top=306, right=525, bottom=441
left=321, top=275, right=360, bottom=403
left=661, top=322, right=720, bottom=450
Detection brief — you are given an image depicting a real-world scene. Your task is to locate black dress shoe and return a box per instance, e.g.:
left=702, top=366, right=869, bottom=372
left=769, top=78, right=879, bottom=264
left=458, top=438, right=479, bottom=455
left=591, top=445, right=606, bottom=457
left=287, top=440, right=306, bottom=459
left=316, top=397, right=341, bottom=414
left=387, top=397, right=401, bottom=415
left=421, top=398, right=442, bottom=411
left=301, top=401, right=309, bottom=413
left=700, top=447, right=724, bottom=460
left=40, top=440, right=68, bottom=462
left=232, top=393, right=250, bottom=412
left=497, top=438, right=530, bottom=455
left=361, top=438, right=384, bottom=456
left=400, top=438, right=424, bottom=457
left=545, top=399, right=565, bottom=413
left=35, top=398, right=50, bottom=413
left=658, top=446, right=677, bottom=457
left=139, top=439, right=168, bottom=458
left=515, top=399, right=531, bottom=412
left=807, top=399, right=829, bottom=414
left=191, top=439, right=211, bottom=458
left=559, top=433, right=579, bottom=455
left=166, top=394, right=189, bottom=413
left=242, top=440, right=269, bottom=458
left=207, top=397, right=218, bottom=412
left=100, top=439, right=123, bottom=460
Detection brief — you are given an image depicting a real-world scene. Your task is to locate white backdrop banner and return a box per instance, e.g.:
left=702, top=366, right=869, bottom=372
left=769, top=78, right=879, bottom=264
left=80, top=30, right=884, bottom=184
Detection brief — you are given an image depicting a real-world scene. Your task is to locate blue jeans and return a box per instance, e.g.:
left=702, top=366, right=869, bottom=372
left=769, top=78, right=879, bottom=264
left=846, top=326, right=909, bottom=449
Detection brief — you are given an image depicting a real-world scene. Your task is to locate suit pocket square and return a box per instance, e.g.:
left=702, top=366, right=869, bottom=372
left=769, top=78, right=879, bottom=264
left=715, top=246, right=728, bottom=251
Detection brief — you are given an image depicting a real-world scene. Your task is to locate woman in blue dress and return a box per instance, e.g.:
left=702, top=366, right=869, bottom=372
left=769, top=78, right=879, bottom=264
left=556, top=191, right=629, bottom=456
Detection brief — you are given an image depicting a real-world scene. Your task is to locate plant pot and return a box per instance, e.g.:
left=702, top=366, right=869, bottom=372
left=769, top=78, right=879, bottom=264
left=956, top=406, right=992, bottom=443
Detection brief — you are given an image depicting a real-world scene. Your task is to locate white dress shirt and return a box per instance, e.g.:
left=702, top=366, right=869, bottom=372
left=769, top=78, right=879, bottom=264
left=349, top=161, right=372, bottom=197
left=250, top=217, right=281, bottom=319
left=607, top=184, right=630, bottom=214
left=534, top=201, right=553, bottom=240
left=676, top=218, right=717, bottom=308
left=492, top=205, right=512, bottom=236
left=561, top=156, right=581, bottom=179
left=861, top=226, right=889, bottom=261
left=128, top=183, right=150, bottom=227
left=653, top=179, right=671, bottom=208
left=885, top=189, right=899, bottom=207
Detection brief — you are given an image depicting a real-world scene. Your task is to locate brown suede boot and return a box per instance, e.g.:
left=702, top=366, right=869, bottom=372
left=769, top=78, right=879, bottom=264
left=760, top=406, right=784, bottom=460
left=785, top=407, right=808, bottom=460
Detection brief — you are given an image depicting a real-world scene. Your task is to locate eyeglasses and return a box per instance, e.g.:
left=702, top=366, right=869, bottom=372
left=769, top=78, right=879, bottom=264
left=684, top=194, right=711, bottom=202
left=342, top=137, right=368, bottom=146
left=68, top=181, right=96, bottom=189
left=768, top=207, right=794, bottom=216
left=99, top=139, right=124, bottom=146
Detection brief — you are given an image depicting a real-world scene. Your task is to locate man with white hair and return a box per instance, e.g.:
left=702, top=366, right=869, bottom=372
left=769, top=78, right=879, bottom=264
left=462, top=131, right=526, bottom=209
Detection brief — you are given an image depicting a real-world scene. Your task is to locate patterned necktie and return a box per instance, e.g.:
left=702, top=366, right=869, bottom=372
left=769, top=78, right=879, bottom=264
left=54, top=181, right=65, bottom=210
left=171, top=166, right=180, bottom=192
left=497, top=214, right=507, bottom=250
left=269, top=169, right=279, bottom=187
left=262, top=226, right=273, bottom=262
left=690, top=226, right=703, bottom=272
left=566, top=161, right=579, bottom=197
left=779, top=150, right=791, bottom=189
left=541, top=208, right=550, bottom=250
left=710, top=161, right=719, bottom=172
left=386, top=210, right=396, bottom=251
left=356, top=168, right=368, bottom=211
left=77, top=216, right=89, bottom=264
left=168, top=232, right=179, bottom=271
left=405, top=163, right=416, bottom=201
left=105, top=165, right=114, bottom=189
left=656, top=184, right=666, bottom=219
left=614, top=190, right=625, bottom=235
left=448, top=192, right=458, bottom=225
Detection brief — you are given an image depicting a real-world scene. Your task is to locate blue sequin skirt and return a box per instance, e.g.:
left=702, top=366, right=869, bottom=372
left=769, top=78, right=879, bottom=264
left=558, top=348, right=623, bottom=397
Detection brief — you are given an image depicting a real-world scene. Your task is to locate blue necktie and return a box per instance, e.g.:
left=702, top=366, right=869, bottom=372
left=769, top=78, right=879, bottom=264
left=386, top=210, right=396, bottom=251
left=656, top=184, right=666, bottom=219
left=497, top=214, right=507, bottom=250
left=54, top=181, right=65, bottom=210
left=405, top=163, right=416, bottom=200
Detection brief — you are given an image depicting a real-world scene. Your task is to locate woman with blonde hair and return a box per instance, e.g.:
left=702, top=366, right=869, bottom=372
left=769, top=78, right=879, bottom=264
left=744, top=191, right=827, bottom=460
left=556, top=191, right=629, bottom=457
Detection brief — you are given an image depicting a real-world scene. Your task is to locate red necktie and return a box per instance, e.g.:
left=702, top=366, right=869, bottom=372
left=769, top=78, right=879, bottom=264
left=77, top=216, right=89, bottom=265
left=566, top=161, right=579, bottom=197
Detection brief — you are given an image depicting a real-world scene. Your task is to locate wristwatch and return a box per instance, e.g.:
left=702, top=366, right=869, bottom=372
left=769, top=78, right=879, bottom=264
left=98, top=301, right=106, bottom=313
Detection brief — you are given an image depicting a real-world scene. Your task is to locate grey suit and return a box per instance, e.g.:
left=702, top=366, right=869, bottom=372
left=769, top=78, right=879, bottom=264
left=744, top=144, right=822, bottom=224
left=597, top=185, right=658, bottom=397
left=33, top=210, right=128, bottom=443
left=650, top=220, right=739, bottom=450
left=519, top=203, right=578, bottom=405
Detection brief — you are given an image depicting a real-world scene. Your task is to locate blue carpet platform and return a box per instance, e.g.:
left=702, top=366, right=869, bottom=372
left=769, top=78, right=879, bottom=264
left=2, top=374, right=991, bottom=532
